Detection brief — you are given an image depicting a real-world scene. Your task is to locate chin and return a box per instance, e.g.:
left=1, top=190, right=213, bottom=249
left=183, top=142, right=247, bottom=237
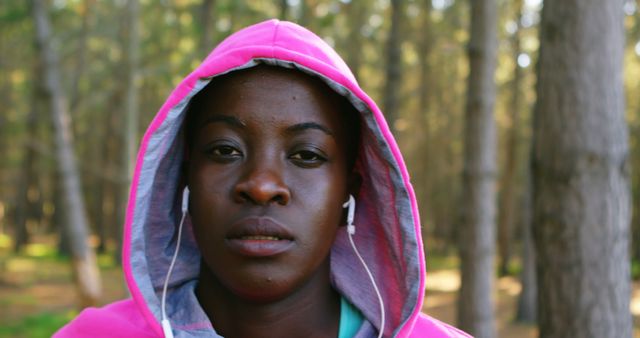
left=226, top=277, right=296, bottom=304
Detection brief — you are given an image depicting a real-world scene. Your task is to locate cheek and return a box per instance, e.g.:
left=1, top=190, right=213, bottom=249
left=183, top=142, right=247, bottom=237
left=292, top=170, right=348, bottom=234
left=188, top=168, right=233, bottom=238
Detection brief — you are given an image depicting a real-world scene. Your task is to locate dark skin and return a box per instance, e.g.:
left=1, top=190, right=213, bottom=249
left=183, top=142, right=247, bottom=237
left=186, top=65, right=359, bottom=338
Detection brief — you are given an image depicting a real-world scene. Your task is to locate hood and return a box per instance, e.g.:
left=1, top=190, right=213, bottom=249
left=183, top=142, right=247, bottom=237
left=122, top=19, right=425, bottom=338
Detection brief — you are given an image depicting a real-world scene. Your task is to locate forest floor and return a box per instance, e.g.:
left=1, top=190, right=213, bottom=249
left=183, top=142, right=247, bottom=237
left=0, top=237, right=639, bottom=337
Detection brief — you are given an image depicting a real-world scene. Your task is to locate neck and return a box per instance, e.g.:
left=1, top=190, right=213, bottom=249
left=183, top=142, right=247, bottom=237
left=195, top=260, right=340, bottom=338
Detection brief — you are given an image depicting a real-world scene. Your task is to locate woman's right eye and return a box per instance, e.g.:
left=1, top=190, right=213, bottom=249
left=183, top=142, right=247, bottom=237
left=206, top=144, right=242, bottom=161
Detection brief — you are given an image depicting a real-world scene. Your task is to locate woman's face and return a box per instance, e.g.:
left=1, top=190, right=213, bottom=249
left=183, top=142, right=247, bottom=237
left=187, top=66, right=353, bottom=302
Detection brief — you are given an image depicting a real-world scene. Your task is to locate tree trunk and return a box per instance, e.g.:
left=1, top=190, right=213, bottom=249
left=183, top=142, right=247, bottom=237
left=69, top=0, right=93, bottom=114
left=124, top=0, right=139, bottom=179
left=634, top=105, right=640, bottom=266
left=382, top=0, right=403, bottom=131
left=344, top=0, right=366, bottom=80
left=279, top=0, right=288, bottom=21
left=516, top=170, right=536, bottom=322
left=31, top=0, right=101, bottom=308
left=497, top=0, right=523, bottom=277
left=532, top=0, right=632, bottom=336
left=632, top=9, right=640, bottom=276
left=417, top=0, right=433, bottom=252
left=298, top=0, right=310, bottom=28
left=13, top=60, right=45, bottom=253
left=199, top=0, right=216, bottom=57
left=456, top=0, right=498, bottom=337
left=114, top=0, right=141, bottom=265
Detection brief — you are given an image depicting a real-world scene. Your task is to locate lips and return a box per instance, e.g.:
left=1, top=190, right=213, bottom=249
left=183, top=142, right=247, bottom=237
left=225, top=217, right=295, bottom=257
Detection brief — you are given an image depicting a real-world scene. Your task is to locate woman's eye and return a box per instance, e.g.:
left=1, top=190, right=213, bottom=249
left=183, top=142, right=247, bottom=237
left=290, top=150, right=326, bottom=166
left=214, top=146, right=240, bottom=156
left=207, top=145, right=242, bottom=161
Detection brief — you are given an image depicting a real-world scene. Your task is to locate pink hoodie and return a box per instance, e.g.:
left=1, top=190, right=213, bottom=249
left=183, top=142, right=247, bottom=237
left=55, top=20, right=471, bottom=338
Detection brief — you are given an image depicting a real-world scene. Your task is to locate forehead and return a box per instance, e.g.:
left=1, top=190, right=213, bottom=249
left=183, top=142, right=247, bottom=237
left=191, top=66, right=347, bottom=125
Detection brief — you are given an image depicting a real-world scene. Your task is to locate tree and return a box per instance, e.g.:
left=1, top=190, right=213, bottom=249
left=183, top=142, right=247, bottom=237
left=124, top=0, right=139, bottom=179
left=382, top=0, right=403, bottom=131
left=415, top=0, right=434, bottom=251
left=456, top=0, right=498, bottom=337
left=200, top=0, right=216, bottom=57
left=279, top=0, right=288, bottom=21
left=343, top=0, right=367, bottom=80
left=532, top=0, right=632, bottom=336
left=31, top=0, right=102, bottom=307
left=496, top=0, right=524, bottom=277
left=516, top=173, right=536, bottom=322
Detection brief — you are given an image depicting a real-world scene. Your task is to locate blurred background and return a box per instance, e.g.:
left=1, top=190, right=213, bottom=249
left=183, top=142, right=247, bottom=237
left=1, top=0, right=639, bottom=337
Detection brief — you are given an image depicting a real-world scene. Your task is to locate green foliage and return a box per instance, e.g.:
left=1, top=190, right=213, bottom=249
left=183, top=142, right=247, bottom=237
left=426, top=253, right=460, bottom=271
left=632, top=259, right=640, bottom=280
left=0, top=311, right=77, bottom=338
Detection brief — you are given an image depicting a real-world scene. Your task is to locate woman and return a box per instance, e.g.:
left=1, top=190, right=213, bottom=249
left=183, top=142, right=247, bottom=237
left=55, top=20, right=470, bottom=338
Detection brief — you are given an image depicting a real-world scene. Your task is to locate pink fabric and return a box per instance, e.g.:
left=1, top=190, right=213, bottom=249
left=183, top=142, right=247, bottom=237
left=55, top=19, right=471, bottom=337
left=54, top=299, right=469, bottom=337
left=53, top=300, right=157, bottom=338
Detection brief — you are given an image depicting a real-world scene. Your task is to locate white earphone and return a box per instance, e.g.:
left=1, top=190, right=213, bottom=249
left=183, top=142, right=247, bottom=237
left=343, top=195, right=386, bottom=338
left=161, top=186, right=189, bottom=338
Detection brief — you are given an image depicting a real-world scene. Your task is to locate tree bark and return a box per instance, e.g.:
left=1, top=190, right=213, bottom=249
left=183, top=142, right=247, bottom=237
left=417, top=0, right=433, bottom=252
left=532, top=0, right=632, bottom=337
left=124, top=0, right=139, bottom=179
left=14, top=60, right=46, bottom=253
left=497, top=0, right=523, bottom=277
left=382, top=0, right=403, bottom=131
left=631, top=8, right=640, bottom=277
left=298, top=0, right=310, bottom=28
left=31, top=0, right=101, bottom=308
left=199, top=0, right=216, bottom=57
left=279, top=0, right=288, bottom=21
left=456, top=0, right=498, bottom=337
left=69, top=0, right=93, bottom=114
left=516, top=171, right=536, bottom=322
left=344, top=0, right=366, bottom=80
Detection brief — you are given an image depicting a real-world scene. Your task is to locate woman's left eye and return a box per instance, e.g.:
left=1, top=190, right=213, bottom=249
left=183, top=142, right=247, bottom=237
left=289, top=150, right=326, bottom=166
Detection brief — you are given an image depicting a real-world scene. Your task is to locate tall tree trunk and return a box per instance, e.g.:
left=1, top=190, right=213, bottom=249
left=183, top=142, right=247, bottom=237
left=229, top=1, right=245, bottom=32
left=456, top=0, right=498, bottom=337
left=417, top=0, right=433, bottom=250
left=298, top=0, right=310, bottom=28
left=344, top=0, right=366, bottom=80
left=497, top=0, right=524, bottom=276
left=31, top=0, right=101, bottom=307
left=69, top=0, right=93, bottom=114
left=516, top=170, right=536, bottom=322
left=382, top=0, right=403, bottom=131
left=634, top=104, right=640, bottom=266
left=14, top=59, right=46, bottom=253
left=279, top=0, right=288, bottom=21
left=199, top=0, right=216, bottom=57
left=116, top=0, right=141, bottom=264
left=125, top=0, right=139, bottom=179
left=631, top=7, right=640, bottom=276
left=532, top=0, right=632, bottom=337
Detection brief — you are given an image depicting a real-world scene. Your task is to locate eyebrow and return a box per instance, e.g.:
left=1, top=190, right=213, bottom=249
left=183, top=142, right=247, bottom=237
left=285, top=122, right=334, bottom=136
left=200, top=114, right=246, bottom=129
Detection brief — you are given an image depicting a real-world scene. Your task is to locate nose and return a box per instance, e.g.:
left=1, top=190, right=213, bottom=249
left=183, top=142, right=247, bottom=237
left=233, top=163, right=290, bottom=206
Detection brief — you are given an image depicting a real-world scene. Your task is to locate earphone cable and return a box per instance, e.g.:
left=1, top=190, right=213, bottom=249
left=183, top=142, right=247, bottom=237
left=161, top=188, right=190, bottom=338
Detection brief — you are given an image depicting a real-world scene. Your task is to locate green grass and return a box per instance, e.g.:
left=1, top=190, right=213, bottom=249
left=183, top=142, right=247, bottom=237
left=0, top=311, right=77, bottom=338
